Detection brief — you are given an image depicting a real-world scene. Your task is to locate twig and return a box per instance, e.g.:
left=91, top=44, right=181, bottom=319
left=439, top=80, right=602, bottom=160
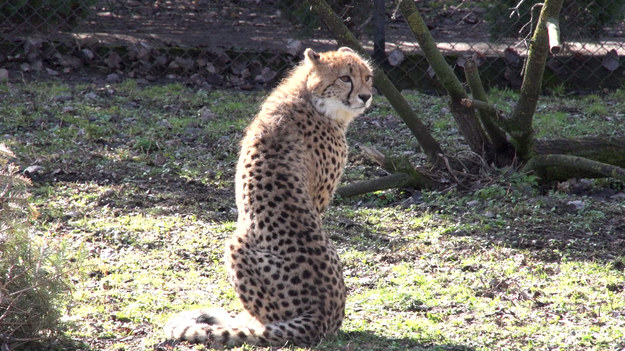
left=441, top=153, right=463, bottom=186
left=508, top=0, right=528, bottom=18
left=355, top=16, right=373, bottom=32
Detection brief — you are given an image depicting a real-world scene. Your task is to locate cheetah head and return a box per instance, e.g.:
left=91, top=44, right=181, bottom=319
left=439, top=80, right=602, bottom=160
left=305, top=47, right=374, bottom=125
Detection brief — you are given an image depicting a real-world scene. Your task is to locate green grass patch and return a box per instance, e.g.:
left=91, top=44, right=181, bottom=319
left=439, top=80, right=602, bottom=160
left=1, top=79, right=623, bottom=351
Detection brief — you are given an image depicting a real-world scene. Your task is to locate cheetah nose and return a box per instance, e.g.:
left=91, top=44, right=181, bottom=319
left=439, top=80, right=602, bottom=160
left=358, top=93, right=371, bottom=103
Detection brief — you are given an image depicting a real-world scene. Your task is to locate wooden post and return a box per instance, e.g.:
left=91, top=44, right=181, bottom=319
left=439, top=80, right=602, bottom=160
left=546, top=17, right=561, bottom=54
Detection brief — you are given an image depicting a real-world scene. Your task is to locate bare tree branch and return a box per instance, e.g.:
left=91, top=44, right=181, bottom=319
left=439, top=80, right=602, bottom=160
left=397, top=0, right=492, bottom=158
left=308, top=0, right=446, bottom=166
left=508, top=0, right=565, bottom=159
left=463, top=59, right=509, bottom=150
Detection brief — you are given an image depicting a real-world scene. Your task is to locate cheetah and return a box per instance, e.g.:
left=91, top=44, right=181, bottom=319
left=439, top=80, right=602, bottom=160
left=164, top=47, right=373, bottom=347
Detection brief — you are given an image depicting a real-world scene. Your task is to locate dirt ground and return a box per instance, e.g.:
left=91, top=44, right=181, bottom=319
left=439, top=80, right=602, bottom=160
left=72, top=0, right=624, bottom=54
left=71, top=0, right=504, bottom=52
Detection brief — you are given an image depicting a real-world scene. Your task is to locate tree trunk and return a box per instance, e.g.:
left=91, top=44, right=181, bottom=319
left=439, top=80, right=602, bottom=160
left=309, top=0, right=623, bottom=197
left=508, top=0, right=565, bottom=160
left=397, top=0, right=491, bottom=158
left=463, top=59, right=509, bottom=153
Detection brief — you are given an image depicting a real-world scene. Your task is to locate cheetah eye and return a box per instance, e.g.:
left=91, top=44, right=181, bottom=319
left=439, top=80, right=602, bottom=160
left=338, top=76, right=351, bottom=83
left=365, top=75, right=373, bottom=82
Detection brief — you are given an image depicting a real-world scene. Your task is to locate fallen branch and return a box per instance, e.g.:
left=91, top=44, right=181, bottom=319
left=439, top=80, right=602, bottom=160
left=360, top=145, right=386, bottom=168
left=360, top=145, right=417, bottom=175
left=523, top=154, right=625, bottom=183
left=533, top=137, right=625, bottom=168
left=336, top=173, right=417, bottom=198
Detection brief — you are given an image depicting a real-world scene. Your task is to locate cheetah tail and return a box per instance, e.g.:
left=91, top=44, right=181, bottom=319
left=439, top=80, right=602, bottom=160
left=164, top=309, right=323, bottom=346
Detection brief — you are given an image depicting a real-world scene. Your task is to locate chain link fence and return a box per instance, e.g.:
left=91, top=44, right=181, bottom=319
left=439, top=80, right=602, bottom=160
left=1, top=0, right=624, bottom=91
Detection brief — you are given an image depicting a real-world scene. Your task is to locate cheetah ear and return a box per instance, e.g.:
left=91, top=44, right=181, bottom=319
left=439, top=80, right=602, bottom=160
left=338, top=47, right=355, bottom=53
left=305, top=48, right=320, bottom=65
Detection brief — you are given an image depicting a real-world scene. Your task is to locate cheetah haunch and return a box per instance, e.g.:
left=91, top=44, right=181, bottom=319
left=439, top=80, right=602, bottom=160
left=164, top=47, right=373, bottom=347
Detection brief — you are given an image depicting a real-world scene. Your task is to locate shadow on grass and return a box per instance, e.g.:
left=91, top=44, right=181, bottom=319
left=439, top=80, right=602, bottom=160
left=154, top=331, right=474, bottom=351
left=320, top=330, right=475, bottom=351
left=334, top=189, right=625, bottom=267
left=26, top=157, right=237, bottom=223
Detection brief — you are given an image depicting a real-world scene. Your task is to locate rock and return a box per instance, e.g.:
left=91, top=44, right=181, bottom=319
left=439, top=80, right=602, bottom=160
left=467, top=200, right=479, bottom=207
left=84, top=92, right=98, bottom=100
left=81, top=48, right=95, bottom=60
left=30, top=60, right=43, bottom=71
left=209, top=49, right=230, bottom=71
left=427, top=65, right=436, bottom=79
left=610, top=193, right=625, bottom=201
left=0, top=69, right=7, bottom=82
left=463, top=14, right=479, bottom=24
left=168, top=60, right=180, bottom=70
left=60, top=55, right=82, bottom=69
left=152, top=153, right=166, bottom=167
left=254, top=67, right=277, bottom=83
left=174, top=57, right=194, bottom=71
left=188, top=73, right=207, bottom=87
left=206, top=73, right=223, bottom=86
left=602, top=49, right=619, bottom=72
left=24, top=39, right=43, bottom=61
left=64, top=210, right=81, bottom=219
left=566, top=200, right=585, bottom=211
left=24, top=165, right=44, bottom=176
left=286, top=39, right=303, bottom=56
left=158, top=119, right=173, bottom=129
left=240, top=68, right=252, bottom=79
left=456, top=56, right=467, bottom=68
left=247, top=60, right=263, bottom=77
left=198, top=107, right=216, bottom=122
left=154, top=55, right=168, bottom=67
left=105, top=73, right=121, bottom=83
left=136, top=46, right=151, bottom=62
left=504, top=48, right=521, bottom=67
left=388, top=48, right=405, bottom=67
left=230, top=59, right=248, bottom=76
left=45, top=68, right=59, bottom=76
left=55, top=94, right=73, bottom=102
left=196, top=57, right=207, bottom=68
left=105, top=51, right=122, bottom=69
left=205, top=62, right=217, bottom=74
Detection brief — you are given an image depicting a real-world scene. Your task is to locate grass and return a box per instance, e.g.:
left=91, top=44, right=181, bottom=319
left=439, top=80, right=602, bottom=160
left=1, top=79, right=624, bottom=351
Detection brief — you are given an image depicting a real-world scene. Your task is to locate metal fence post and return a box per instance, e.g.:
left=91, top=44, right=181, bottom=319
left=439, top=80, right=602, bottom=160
left=373, top=0, right=386, bottom=63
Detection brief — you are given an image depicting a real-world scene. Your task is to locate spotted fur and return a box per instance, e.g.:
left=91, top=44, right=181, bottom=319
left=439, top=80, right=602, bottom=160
left=164, top=47, right=373, bottom=347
